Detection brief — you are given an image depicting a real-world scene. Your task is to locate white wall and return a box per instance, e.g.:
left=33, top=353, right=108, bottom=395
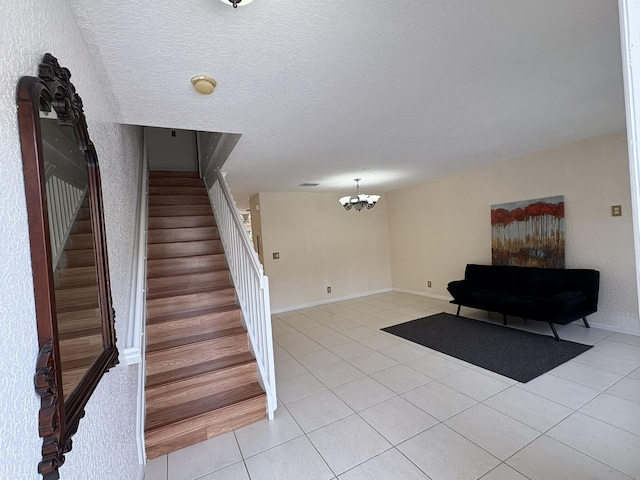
left=387, top=131, right=640, bottom=334
left=0, top=2, right=141, bottom=479
left=147, top=126, right=197, bottom=172
left=259, top=192, right=392, bottom=311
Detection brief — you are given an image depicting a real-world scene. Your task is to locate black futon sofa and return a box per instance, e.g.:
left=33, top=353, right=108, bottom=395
left=447, top=264, right=600, bottom=340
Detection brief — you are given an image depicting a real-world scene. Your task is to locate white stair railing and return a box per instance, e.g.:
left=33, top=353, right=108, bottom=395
left=207, top=169, right=277, bottom=419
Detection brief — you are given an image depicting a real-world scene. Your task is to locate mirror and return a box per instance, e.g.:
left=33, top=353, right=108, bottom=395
left=18, top=53, right=118, bottom=480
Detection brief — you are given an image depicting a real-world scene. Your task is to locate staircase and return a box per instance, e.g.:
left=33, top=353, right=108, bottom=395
left=144, top=171, right=267, bottom=459
left=54, top=197, right=104, bottom=399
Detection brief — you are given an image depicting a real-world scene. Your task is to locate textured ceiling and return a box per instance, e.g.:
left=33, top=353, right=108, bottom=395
left=66, top=0, right=625, bottom=208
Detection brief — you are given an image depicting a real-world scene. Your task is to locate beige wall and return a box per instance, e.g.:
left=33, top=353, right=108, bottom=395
left=259, top=192, right=392, bottom=311
left=387, top=131, right=640, bottom=333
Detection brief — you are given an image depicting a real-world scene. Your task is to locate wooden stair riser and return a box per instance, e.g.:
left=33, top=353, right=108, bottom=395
left=55, top=285, right=99, bottom=312
left=145, top=394, right=266, bottom=459
left=149, top=195, right=210, bottom=206
left=148, top=177, right=204, bottom=188
left=64, top=233, right=94, bottom=250
left=147, top=270, right=232, bottom=298
left=148, top=186, right=208, bottom=197
left=146, top=308, right=241, bottom=345
left=148, top=226, right=219, bottom=244
left=54, top=265, right=97, bottom=289
left=149, top=205, right=212, bottom=217
left=70, top=219, right=92, bottom=234
left=147, top=239, right=224, bottom=259
left=59, top=333, right=103, bottom=363
left=146, top=289, right=236, bottom=319
left=147, top=254, right=227, bottom=278
left=148, top=215, right=215, bottom=230
left=149, top=171, right=200, bottom=178
left=58, top=249, right=95, bottom=269
left=145, top=362, right=257, bottom=416
left=57, top=308, right=101, bottom=334
left=145, top=332, right=248, bottom=377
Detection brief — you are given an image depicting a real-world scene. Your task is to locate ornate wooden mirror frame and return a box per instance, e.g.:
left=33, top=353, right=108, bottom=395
left=17, top=54, right=119, bottom=480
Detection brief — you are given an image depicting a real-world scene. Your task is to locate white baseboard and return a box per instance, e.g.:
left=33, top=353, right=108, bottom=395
left=271, top=288, right=393, bottom=314
left=122, top=347, right=142, bottom=366
left=589, top=321, right=640, bottom=337
left=392, top=288, right=453, bottom=302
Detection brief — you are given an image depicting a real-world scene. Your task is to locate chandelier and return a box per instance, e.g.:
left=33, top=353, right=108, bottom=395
left=220, top=0, right=254, bottom=7
left=339, top=179, right=381, bottom=211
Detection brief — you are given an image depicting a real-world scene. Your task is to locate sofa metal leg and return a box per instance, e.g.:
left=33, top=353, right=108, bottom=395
left=548, top=322, right=560, bottom=341
left=503, top=314, right=507, bottom=325
left=582, top=317, right=590, bottom=328
left=456, top=304, right=461, bottom=316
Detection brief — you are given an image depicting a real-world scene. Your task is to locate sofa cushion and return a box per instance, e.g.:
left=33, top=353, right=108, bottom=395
left=542, top=290, right=587, bottom=314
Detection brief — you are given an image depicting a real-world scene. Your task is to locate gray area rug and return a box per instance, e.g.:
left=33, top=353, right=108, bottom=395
left=382, top=312, right=592, bottom=383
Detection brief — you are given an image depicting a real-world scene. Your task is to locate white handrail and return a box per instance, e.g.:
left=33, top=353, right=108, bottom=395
left=206, top=169, right=277, bottom=419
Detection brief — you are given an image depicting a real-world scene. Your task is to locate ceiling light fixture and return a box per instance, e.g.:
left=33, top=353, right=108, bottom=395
left=191, top=76, right=217, bottom=95
left=219, top=0, right=254, bottom=8
left=339, top=178, right=380, bottom=211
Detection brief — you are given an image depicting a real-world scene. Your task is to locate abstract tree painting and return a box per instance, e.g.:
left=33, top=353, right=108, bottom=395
left=491, top=196, right=565, bottom=268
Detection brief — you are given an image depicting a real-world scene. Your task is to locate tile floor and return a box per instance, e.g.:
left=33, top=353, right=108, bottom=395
left=145, top=292, right=640, bottom=480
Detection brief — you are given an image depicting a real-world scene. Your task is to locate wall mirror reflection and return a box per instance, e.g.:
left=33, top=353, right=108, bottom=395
left=18, top=53, right=118, bottom=480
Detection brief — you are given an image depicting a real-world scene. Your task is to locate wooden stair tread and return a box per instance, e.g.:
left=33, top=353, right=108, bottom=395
left=147, top=326, right=247, bottom=352
left=146, top=283, right=235, bottom=301
left=145, top=382, right=265, bottom=431
left=146, top=303, right=240, bottom=325
left=147, top=265, right=229, bottom=280
left=147, top=254, right=227, bottom=277
left=148, top=226, right=220, bottom=244
left=146, top=351, right=255, bottom=388
left=149, top=205, right=213, bottom=217
left=149, top=171, right=200, bottom=178
left=148, top=215, right=215, bottom=230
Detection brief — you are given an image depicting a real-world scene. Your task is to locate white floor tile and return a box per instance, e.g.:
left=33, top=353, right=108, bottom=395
left=167, top=432, right=241, bottom=480
left=312, top=361, right=366, bottom=388
left=579, top=393, right=640, bottom=436
left=594, top=339, right=640, bottom=361
left=483, top=386, right=572, bottom=432
left=378, top=342, right=428, bottom=363
left=439, top=368, right=511, bottom=401
left=606, top=333, right=640, bottom=347
left=145, top=456, right=167, bottom=480
left=547, top=412, right=640, bottom=479
left=606, top=376, right=640, bottom=404
left=445, top=404, right=540, bottom=460
left=234, top=406, right=303, bottom=458
left=479, top=464, right=529, bottom=480
left=357, top=333, right=401, bottom=350
left=398, top=423, right=499, bottom=480
left=244, top=436, right=333, bottom=480
left=342, top=326, right=378, bottom=340
left=333, top=376, right=396, bottom=412
left=328, top=341, right=374, bottom=360
left=507, top=435, right=632, bottom=480
left=300, top=325, right=338, bottom=338
left=572, top=348, right=640, bottom=376
left=405, top=354, right=465, bottom=379
left=308, top=414, right=392, bottom=475
left=276, top=330, right=309, bottom=347
left=347, top=351, right=399, bottom=375
left=286, top=390, right=354, bottom=433
left=275, top=356, right=307, bottom=381
left=277, top=372, right=328, bottom=404
left=315, top=332, right=353, bottom=348
left=631, top=367, right=640, bottom=379
left=359, top=396, right=438, bottom=445
left=518, top=373, right=600, bottom=409
left=548, top=361, right=623, bottom=391
left=338, top=448, right=431, bottom=480
left=296, top=348, right=342, bottom=371
left=371, top=364, right=432, bottom=394
left=198, top=462, right=250, bottom=480
left=285, top=339, right=325, bottom=358
left=402, top=381, right=477, bottom=421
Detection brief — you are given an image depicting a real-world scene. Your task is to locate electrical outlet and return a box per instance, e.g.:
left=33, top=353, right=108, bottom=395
left=427, top=281, right=432, bottom=288
left=272, top=252, right=279, bottom=259
left=612, top=205, right=622, bottom=217
left=327, top=286, right=331, bottom=293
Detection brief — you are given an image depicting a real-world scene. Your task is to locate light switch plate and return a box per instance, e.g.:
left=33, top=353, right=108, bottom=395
left=612, top=205, right=622, bottom=217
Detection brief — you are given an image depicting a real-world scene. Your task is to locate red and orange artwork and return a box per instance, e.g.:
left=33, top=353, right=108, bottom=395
left=491, top=196, right=565, bottom=268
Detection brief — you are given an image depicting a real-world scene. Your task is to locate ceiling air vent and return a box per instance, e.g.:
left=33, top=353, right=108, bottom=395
left=298, top=183, right=319, bottom=187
